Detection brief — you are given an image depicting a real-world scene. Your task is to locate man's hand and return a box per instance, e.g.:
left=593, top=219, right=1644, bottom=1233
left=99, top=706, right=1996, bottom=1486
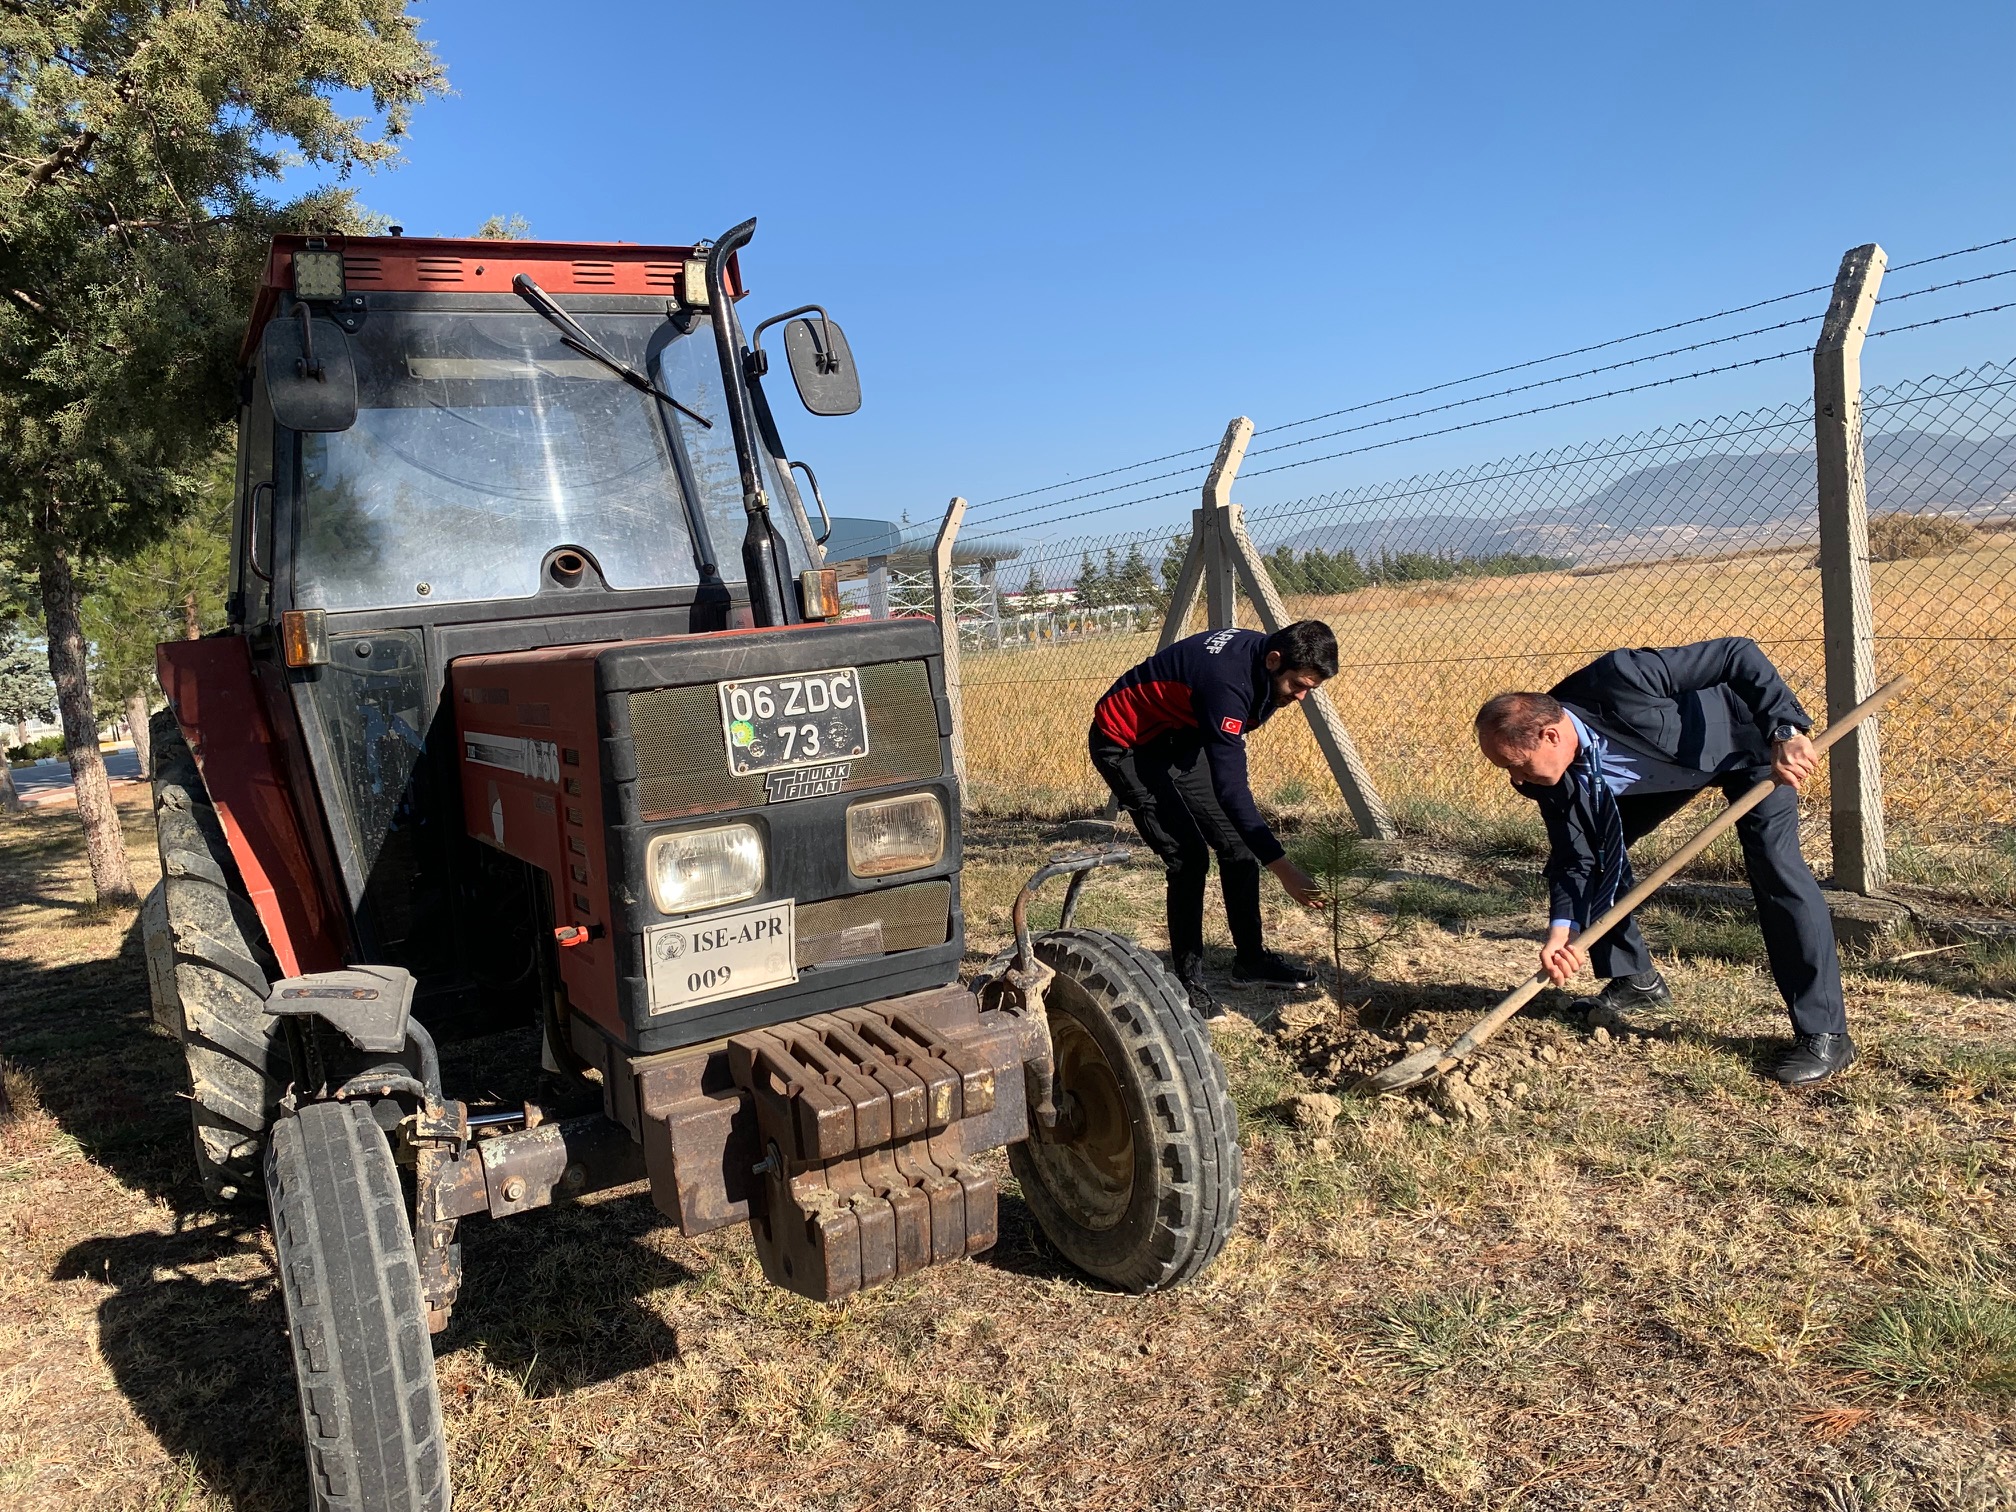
left=1268, top=857, right=1328, bottom=910
left=1771, top=731, right=1818, bottom=788
left=1539, top=924, right=1583, bottom=986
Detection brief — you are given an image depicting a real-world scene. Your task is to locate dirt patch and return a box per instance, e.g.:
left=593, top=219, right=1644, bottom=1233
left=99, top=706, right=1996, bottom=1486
left=1272, top=990, right=1600, bottom=1123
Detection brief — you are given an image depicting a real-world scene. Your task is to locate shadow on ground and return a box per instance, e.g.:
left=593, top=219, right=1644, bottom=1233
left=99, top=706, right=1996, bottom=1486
left=434, top=1195, right=699, bottom=1397
left=2, top=912, right=199, bottom=1207
left=52, top=1221, right=300, bottom=1512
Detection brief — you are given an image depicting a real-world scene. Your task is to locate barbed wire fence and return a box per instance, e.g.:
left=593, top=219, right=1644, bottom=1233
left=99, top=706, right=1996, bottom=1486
left=860, top=239, right=2016, bottom=901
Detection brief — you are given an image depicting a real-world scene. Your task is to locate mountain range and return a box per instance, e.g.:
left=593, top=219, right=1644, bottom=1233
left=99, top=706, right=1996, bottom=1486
left=1265, top=428, right=2016, bottom=566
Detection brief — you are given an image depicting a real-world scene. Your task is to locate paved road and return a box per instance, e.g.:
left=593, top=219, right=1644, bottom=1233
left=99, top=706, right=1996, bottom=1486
left=12, top=743, right=142, bottom=802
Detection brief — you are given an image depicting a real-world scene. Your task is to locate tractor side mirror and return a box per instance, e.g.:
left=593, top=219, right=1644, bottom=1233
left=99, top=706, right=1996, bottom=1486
left=781, top=314, right=860, bottom=416
left=263, top=309, right=359, bottom=433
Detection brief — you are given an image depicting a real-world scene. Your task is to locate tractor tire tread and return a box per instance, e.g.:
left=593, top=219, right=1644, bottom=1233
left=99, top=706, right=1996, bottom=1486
left=268, top=1103, right=449, bottom=1512
left=1004, top=928, right=1240, bottom=1293
left=146, top=709, right=286, bottom=1203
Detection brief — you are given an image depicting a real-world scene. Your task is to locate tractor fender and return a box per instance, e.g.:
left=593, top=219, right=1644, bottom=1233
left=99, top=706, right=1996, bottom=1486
left=157, top=637, right=346, bottom=978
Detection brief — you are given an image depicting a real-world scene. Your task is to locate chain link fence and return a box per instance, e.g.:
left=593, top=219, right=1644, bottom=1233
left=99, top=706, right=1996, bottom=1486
left=950, top=357, right=2016, bottom=894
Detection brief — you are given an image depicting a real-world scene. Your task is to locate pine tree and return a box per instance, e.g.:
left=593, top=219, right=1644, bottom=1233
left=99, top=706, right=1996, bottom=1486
left=1074, top=551, right=1102, bottom=609
left=0, top=620, right=52, bottom=816
left=82, top=456, right=232, bottom=776
left=0, top=4, right=446, bottom=901
left=1114, top=543, right=1157, bottom=606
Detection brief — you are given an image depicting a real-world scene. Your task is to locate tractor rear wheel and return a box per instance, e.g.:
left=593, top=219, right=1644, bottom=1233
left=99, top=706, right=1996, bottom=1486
left=1007, top=928, right=1241, bottom=1292
left=143, top=709, right=288, bottom=1202
left=267, top=1101, right=450, bottom=1512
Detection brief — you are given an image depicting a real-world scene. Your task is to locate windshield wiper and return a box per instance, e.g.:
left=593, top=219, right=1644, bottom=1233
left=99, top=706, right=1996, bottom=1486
left=511, top=274, right=712, bottom=427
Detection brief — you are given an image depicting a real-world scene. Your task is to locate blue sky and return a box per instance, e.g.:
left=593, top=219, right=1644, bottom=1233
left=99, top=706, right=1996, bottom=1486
left=321, top=0, right=2016, bottom=541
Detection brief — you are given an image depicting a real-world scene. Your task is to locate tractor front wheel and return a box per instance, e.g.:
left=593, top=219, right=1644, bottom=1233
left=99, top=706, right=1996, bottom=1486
left=145, top=709, right=287, bottom=1202
left=1008, top=928, right=1241, bottom=1292
left=267, top=1101, right=450, bottom=1512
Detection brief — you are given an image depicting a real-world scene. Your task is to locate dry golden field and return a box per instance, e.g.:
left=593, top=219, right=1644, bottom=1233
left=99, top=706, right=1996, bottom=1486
left=961, top=533, right=2016, bottom=876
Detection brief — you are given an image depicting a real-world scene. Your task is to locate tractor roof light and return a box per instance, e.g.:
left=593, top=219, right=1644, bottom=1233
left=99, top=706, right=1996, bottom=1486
left=292, top=246, right=346, bottom=303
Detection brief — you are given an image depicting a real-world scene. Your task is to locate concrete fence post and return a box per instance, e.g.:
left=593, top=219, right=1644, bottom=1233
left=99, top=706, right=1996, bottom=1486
left=1112, top=414, right=1393, bottom=839
left=931, top=496, right=969, bottom=791
left=1813, top=243, right=1888, bottom=894
left=1222, top=506, right=1396, bottom=840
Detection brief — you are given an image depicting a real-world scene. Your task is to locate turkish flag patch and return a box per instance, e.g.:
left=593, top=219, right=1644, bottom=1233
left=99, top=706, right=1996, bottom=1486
left=1220, top=717, right=1244, bottom=735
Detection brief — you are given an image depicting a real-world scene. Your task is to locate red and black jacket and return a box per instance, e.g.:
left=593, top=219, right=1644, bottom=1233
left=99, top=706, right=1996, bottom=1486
left=1091, top=628, right=1284, bottom=864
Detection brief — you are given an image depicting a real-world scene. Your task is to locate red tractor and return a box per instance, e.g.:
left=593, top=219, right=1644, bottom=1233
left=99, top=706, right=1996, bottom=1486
left=140, top=222, right=1241, bottom=1511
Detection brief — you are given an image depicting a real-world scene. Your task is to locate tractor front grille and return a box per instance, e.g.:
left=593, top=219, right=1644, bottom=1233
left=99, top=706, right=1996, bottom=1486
left=629, top=660, right=943, bottom=820
left=796, top=880, right=952, bottom=968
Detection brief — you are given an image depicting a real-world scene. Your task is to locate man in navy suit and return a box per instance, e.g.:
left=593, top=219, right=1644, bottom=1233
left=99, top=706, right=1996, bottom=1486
left=1473, top=637, right=1853, bottom=1085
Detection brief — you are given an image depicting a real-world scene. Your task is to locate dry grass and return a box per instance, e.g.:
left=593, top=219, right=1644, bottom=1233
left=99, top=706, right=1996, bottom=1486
left=960, top=534, right=2016, bottom=875
left=4, top=803, right=2016, bottom=1509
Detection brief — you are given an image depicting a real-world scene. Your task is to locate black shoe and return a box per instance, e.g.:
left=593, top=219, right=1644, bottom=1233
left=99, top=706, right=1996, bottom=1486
left=1773, top=1032, right=1857, bottom=1086
left=1179, top=974, right=1224, bottom=1019
left=1229, top=952, right=1320, bottom=992
left=1576, top=968, right=1671, bottom=1027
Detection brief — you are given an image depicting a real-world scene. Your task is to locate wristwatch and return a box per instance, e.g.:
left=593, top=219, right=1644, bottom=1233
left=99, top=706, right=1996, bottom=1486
left=1769, top=723, right=1802, bottom=744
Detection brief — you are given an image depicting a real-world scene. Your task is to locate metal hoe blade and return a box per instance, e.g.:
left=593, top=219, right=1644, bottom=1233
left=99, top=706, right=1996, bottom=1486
left=1357, top=1044, right=1454, bottom=1095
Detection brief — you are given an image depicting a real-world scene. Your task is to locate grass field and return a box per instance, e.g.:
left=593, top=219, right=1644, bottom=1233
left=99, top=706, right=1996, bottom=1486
left=4, top=792, right=2015, bottom=1509
left=960, top=533, right=2016, bottom=881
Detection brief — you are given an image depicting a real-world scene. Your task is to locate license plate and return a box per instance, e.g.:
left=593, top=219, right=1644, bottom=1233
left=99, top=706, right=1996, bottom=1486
left=643, top=899, right=797, bottom=1015
left=718, top=667, right=870, bottom=776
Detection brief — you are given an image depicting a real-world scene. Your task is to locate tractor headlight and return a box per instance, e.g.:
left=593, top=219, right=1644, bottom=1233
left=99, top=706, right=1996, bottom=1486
left=647, top=823, right=765, bottom=914
left=846, top=793, right=945, bottom=878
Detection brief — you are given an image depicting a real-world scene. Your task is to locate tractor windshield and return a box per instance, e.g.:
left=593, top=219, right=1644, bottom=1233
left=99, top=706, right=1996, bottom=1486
left=291, top=307, right=793, bottom=611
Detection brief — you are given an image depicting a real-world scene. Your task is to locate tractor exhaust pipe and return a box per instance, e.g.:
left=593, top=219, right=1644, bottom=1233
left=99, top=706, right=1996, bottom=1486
left=705, top=218, right=797, bottom=629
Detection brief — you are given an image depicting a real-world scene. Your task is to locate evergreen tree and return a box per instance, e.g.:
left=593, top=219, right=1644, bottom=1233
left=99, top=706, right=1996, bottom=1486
left=83, top=455, right=232, bottom=775
left=1265, top=546, right=1303, bottom=595
left=0, top=3, right=446, bottom=901
left=1020, top=568, right=1043, bottom=606
left=1073, top=551, right=1102, bottom=609
left=1160, top=530, right=1191, bottom=593
left=0, top=619, right=52, bottom=815
left=1113, top=543, right=1157, bottom=606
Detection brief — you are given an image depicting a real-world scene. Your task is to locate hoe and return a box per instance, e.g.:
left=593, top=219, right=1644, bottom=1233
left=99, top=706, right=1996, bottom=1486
left=141, top=222, right=1240, bottom=1512
left=1355, top=675, right=1910, bottom=1096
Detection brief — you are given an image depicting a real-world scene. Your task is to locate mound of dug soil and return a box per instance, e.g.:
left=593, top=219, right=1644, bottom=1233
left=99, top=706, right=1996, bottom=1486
left=1273, top=992, right=1596, bottom=1122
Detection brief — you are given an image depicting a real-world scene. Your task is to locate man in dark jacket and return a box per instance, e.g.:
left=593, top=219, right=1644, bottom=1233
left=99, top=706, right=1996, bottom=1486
left=1474, top=637, right=1851, bottom=1085
left=1090, top=620, right=1333, bottom=1015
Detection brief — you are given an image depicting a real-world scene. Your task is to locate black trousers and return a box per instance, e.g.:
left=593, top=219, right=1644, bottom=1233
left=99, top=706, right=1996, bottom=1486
left=1088, top=728, right=1265, bottom=983
left=1588, top=772, right=1847, bottom=1035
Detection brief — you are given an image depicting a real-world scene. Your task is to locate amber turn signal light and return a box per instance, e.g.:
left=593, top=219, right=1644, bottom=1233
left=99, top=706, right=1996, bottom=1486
left=799, top=568, right=843, bottom=621
left=280, top=609, right=330, bottom=668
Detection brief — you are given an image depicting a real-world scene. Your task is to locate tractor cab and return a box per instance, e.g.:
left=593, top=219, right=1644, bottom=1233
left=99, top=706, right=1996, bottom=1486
left=206, top=228, right=848, bottom=1021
